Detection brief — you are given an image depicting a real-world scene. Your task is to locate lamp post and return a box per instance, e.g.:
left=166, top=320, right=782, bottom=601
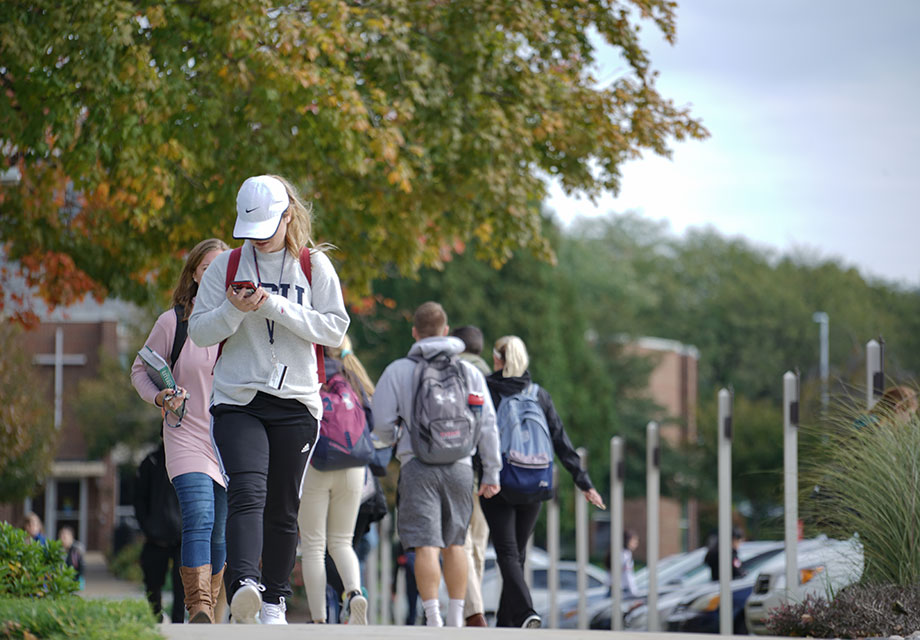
left=812, top=312, right=829, bottom=414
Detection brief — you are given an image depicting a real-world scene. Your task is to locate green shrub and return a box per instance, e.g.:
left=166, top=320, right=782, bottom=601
left=107, top=540, right=144, bottom=584
left=0, top=522, right=78, bottom=597
left=0, top=595, right=160, bottom=640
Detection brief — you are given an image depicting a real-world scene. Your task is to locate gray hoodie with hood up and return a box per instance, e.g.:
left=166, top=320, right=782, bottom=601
left=372, top=336, right=501, bottom=486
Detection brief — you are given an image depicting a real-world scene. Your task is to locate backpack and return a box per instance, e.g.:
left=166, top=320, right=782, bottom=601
left=169, top=304, right=187, bottom=369
left=311, top=374, right=375, bottom=471
left=409, top=353, right=478, bottom=464
left=496, top=383, right=554, bottom=497
left=219, top=246, right=325, bottom=383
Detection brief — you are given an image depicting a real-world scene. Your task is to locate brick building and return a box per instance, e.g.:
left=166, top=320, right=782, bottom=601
left=592, top=336, right=700, bottom=562
left=0, top=298, right=140, bottom=551
left=627, top=337, right=700, bottom=559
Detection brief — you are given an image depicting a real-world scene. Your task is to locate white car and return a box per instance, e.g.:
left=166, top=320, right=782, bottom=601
left=435, top=546, right=608, bottom=626
left=744, top=535, right=863, bottom=635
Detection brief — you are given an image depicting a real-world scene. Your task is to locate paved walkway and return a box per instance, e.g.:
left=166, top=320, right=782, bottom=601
left=160, top=624, right=713, bottom=639
left=81, top=553, right=762, bottom=639
left=79, top=550, right=146, bottom=600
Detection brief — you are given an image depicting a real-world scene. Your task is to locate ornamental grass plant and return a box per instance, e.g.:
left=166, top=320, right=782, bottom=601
left=768, top=388, right=920, bottom=637
left=800, top=389, right=920, bottom=586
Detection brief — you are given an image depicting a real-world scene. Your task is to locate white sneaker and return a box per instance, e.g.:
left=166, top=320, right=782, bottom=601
left=260, top=596, right=288, bottom=625
left=230, top=578, right=264, bottom=624
left=344, top=591, right=367, bottom=625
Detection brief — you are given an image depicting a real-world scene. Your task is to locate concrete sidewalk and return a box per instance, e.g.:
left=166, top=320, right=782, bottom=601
left=79, top=550, right=146, bottom=600
left=160, top=623, right=719, bottom=640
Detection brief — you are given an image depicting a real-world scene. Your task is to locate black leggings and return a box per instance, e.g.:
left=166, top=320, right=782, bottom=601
left=140, top=541, right=184, bottom=623
left=479, top=493, right=543, bottom=627
left=212, top=392, right=318, bottom=604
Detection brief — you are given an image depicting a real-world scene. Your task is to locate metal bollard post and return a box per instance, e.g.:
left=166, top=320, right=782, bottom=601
left=367, top=521, right=379, bottom=624
left=547, top=465, right=560, bottom=629
left=646, top=422, right=660, bottom=632
left=576, top=447, right=589, bottom=630
left=610, top=436, right=624, bottom=631
left=866, top=338, right=884, bottom=409
left=784, top=371, right=800, bottom=602
left=379, top=512, right=392, bottom=625
left=718, top=388, right=733, bottom=635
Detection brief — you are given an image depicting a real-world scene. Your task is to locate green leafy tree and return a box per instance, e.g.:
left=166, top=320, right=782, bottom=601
left=0, top=0, right=706, bottom=317
left=0, top=323, right=55, bottom=501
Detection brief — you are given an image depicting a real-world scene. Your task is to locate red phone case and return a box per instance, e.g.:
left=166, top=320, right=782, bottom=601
left=230, top=280, right=256, bottom=292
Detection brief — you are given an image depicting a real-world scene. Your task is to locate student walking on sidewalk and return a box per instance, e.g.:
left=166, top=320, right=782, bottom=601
left=131, top=237, right=229, bottom=623
left=372, top=302, right=502, bottom=627
left=482, top=335, right=606, bottom=628
left=298, top=335, right=373, bottom=624
left=450, top=325, right=492, bottom=627
left=189, top=175, right=349, bottom=624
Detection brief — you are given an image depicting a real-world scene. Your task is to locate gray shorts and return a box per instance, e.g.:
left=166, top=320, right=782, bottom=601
left=397, top=458, right=473, bottom=549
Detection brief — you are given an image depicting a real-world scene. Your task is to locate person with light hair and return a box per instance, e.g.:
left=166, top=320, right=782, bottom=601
left=189, top=175, right=349, bottom=624
left=298, top=335, right=373, bottom=624
left=483, top=335, right=606, bottom=628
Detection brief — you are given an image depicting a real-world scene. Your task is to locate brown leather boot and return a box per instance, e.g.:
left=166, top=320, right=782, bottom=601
left=466, top=613, right=488, bottom=627
left=211, top=564, right=227, bottom=623
left=179, top=564, right=214, bottom=623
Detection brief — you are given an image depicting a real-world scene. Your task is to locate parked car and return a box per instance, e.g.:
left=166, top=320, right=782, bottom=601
left=663, top=536, right=839, bottom=634
left=610, top=540, right=787, bottom=631
left=549, top=547, right=709, bottom=630
left=744, top=535, right=863, bottom=635
left=436, top=546, right=608, bottom=626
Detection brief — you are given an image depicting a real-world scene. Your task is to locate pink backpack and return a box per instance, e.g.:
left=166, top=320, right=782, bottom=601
left=311, top=374, right=374, bottom=470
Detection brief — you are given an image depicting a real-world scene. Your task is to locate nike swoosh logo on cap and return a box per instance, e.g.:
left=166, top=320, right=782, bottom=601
left=245, top=206, right=258, bottom=213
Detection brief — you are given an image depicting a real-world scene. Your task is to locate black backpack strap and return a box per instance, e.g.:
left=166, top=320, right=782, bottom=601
left=170, top=304, right=188, bottom=368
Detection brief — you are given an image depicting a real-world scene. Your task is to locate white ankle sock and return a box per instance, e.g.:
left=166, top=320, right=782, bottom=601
left=446, top=598, right=465, bottom=627
left=422, top=599, right=443, bottom=627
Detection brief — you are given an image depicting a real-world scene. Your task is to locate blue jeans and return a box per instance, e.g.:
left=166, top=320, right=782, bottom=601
left=172, top=472, right=227, bottom=570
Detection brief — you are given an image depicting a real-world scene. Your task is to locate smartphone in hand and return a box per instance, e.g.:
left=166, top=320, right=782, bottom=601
left=230, top=280, right=257, bottom=297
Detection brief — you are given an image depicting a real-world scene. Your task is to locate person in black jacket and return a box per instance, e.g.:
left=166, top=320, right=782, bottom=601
left=134, top=443, right=185, bottom=623
left=481, top=335, right=606, bottom=628
left=704, top=527, right=745, bottom=581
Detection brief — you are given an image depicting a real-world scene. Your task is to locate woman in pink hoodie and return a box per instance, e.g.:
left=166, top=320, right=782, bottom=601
left=131, top=237, right=229, bottom=623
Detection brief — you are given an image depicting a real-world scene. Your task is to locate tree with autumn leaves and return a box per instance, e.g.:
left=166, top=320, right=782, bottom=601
left=0, top=0, right=706, bottom=320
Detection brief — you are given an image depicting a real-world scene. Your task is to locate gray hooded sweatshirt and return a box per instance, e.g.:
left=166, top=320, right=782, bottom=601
left=372, top=336, right=502, bottom=486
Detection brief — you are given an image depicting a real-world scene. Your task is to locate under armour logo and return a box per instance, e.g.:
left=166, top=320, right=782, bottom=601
left=433, top=391, right=456, bottom=405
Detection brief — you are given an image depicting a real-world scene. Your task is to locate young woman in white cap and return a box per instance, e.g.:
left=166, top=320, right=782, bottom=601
left=189, top=175, right=349, bottom=624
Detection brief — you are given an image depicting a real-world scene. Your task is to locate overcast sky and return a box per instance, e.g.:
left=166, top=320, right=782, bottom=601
left=547, top=0, right=920, bottom=288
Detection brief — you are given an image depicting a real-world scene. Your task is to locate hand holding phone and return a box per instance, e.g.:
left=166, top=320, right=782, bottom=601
left=230, top=280, right=257, bottom=298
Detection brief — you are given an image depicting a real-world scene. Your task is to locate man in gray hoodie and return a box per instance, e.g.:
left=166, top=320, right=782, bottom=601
left=373, top=302, right=501, bottom=627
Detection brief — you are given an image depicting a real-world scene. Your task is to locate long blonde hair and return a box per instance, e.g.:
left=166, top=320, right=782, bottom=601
left=268, top=174, right=315, bottom=257
left=494, top=335, right=529, bottom=378
left=171, top=238, right=230, bottom=320
left=327, top=335, right=375, bottom=398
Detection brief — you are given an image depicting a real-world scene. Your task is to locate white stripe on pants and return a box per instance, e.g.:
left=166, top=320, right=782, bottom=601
left=298, top=465, right=364, bottom=622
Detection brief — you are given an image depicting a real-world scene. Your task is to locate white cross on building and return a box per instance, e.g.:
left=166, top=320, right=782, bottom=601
left=33, top=327, right=87, bottom=429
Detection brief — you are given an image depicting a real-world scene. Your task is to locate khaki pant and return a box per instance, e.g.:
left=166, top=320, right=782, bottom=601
left=463, top=488, right=490, bottom=617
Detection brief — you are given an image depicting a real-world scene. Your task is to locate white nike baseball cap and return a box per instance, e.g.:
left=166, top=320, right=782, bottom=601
left=233, top=175, right=290, bottom=240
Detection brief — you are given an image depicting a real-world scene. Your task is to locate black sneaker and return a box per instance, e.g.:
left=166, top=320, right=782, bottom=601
left=522, top=614, right=542, bottom=628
